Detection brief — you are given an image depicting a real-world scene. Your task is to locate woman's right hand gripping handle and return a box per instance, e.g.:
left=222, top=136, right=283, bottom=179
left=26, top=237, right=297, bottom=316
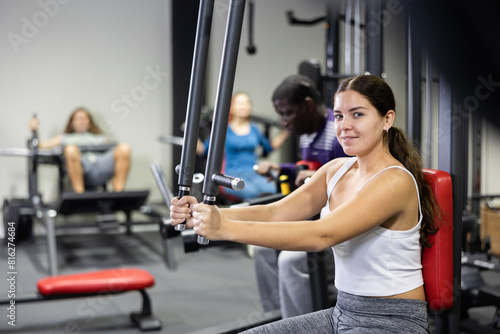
left=170, top=196, right=199, bottom=229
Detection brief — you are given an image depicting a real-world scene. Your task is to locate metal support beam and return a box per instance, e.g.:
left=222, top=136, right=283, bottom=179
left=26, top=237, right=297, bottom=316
left=436, top=73, right=464, bottom=334
left=470, top=112, right=482, bottom=218
left=365, top=0, right=383, bottom=77
left=32, top=195, right=58, bottom=276
left=406, top=8, right=422, bottom=147
left=424, top=51, right=433, bottom=167
left=325, top=1, right=340, bottom=109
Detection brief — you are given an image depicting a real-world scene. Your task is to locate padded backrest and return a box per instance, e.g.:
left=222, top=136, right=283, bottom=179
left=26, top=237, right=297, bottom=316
left=422, top=169, right=454, bottom=310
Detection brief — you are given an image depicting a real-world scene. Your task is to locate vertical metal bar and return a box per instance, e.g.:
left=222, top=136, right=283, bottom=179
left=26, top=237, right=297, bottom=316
left=199, top=0, right=247, bottom=245
left=425, top=50, right=433, bottom=167
left=406, top=9, right=422, bottom=147
left=28, top=128, right=39, bottom=199
left=437, top=72, right=463, bottom=334
left=308, top=251, right=329, bottom=311
left=32, top=196, right=58, bottom=276
left=471, top=112, right=481, bottom=218
left=344, top=0, right=352, bottom=75
left=44, top=213, right=58, bottom=276
left=176, top=0, right=214, bottom=231
left=353, top=0, right=361, bottom=74
left=364, top=0, right=383, bottom=77
left=325, top=1, right=340, bottom=109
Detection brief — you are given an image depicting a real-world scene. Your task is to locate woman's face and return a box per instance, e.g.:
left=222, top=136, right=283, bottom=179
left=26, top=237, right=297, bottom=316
left=333, top=90, right=387, bottom=157
left=231, top=93, right=252, bottom=119
left=71, top=110, right=91, bottom=133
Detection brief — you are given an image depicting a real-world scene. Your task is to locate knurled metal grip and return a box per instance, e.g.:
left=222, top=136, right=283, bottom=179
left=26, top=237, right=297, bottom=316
left=212, top=173, right=245, bottom=191
left=175, top=186, right=190, bottom=231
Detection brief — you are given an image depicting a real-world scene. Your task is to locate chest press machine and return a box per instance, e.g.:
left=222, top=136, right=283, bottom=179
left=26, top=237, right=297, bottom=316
left=160, top=0, right=456, bottom=331
left=162, top=0, right=456, bottom=331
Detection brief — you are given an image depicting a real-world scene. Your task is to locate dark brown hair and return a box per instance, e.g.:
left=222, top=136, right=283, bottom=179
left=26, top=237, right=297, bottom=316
left=336, top=75, right=439, bottom=247
left=63, top=107, right=103, bottom=134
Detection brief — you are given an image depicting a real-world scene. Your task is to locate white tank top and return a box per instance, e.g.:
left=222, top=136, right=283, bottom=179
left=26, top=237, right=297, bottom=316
left=321, top=157, right=424, bottom=296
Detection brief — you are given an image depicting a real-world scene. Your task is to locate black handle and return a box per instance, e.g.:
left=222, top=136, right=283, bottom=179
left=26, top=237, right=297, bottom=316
left=212, top=173, right=245, bottom=191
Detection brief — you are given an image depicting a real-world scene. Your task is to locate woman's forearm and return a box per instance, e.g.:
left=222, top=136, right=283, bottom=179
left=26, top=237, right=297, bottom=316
left=224, top=219, right=328, bottom=252
left=221, top=203, right=277, bottom=222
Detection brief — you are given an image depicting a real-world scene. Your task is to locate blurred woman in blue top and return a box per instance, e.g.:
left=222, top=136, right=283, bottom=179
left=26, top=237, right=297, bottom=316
left=198, top=92, right=289, bottom=201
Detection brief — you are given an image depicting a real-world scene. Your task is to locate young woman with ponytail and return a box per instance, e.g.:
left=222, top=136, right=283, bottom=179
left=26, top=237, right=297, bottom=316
left=170, top=75, right=438, bottom=333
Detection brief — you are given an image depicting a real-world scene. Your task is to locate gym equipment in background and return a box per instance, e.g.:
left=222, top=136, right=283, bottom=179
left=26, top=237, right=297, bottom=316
left=1, top=128, right=166, bottom=276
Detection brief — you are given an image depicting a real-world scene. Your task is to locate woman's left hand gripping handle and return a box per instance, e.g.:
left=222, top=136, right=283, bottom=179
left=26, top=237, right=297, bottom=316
left=170, top=196, right=199, bottom=229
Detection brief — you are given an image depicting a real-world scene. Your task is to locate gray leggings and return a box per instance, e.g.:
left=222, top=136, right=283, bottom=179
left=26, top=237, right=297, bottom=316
left=242, top=291, right=429, bottom=334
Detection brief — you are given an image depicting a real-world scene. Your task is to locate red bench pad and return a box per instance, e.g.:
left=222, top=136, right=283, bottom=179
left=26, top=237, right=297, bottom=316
left=37, top=268, right=154, bottom=296
left=422, top=169, right=454, bottom=311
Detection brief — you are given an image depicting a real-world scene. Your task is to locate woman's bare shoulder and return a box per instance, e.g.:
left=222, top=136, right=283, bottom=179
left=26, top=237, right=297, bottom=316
left=322, top=157, right=352, bottom=176
left=363, top=166, right=417, bottom=201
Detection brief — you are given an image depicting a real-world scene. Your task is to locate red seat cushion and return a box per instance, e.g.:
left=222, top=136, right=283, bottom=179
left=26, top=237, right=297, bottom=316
left=422, top=169, right=454, bottom=310
left=37, top=268, right=155, bottom=296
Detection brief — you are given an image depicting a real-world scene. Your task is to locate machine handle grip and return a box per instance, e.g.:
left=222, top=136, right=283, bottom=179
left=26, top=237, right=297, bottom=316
left=175, top=187, right=190, bottom=231
left=253, top=164, right=279, bottom=182
left=212, top=173, right=245, bottom=191
left=197, top=195, right=216, bottom=245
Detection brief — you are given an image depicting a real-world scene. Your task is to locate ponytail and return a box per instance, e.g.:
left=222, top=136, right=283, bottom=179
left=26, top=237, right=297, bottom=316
left=386, top=127, right=439, bottom=248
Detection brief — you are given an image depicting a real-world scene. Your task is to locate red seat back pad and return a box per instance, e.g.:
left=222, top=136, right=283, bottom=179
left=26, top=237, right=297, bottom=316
left=422, top=169, right=454, bottom=311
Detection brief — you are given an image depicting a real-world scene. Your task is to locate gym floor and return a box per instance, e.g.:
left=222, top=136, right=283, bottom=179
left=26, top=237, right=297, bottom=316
left=0, top=206, right=498, bottom=334
left=0, top=206, right=266, bottom=334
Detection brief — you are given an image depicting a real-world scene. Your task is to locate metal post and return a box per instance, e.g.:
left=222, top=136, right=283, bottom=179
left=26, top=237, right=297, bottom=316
left=32, top=195, right=58, bottom=276
left=308, top=251, right=330, bottom=311
left=28, top=128, right=39, bottom=199
left=325, top=1, right=340, bottom=109
left=437, top=72, right=463, bottom=334
left=424, top=50, right=432, bottom=167
left=406, top=8, right=422, bottom=146
left=471, top=112, right=482, bottom=218
left=176, top=0, right=215, bottom=231
left=353, top=0, right=361, bottom=75
left=365, top=0, right=383, bottom=77
left=199, top=0, right=247, bottom=245
left=344, top=0, right=352, bottom=75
